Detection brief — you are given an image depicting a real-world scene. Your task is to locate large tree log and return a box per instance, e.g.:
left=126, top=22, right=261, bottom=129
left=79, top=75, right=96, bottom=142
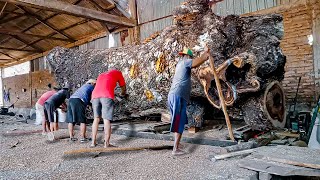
left=46, top=0, right=286, bottom=130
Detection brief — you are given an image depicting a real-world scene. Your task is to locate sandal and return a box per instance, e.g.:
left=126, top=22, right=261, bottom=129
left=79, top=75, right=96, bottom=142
left=104, top=144, right=116, bottom=148
left=69, top=137, right=78, bottom=142
left=80, top=138, right=91, bottom=143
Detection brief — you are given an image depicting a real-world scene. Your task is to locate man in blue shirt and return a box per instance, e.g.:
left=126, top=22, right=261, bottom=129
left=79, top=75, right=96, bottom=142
left=66, top=79, right=96, bottom=142
left=168, top=46, right=210, bottom=156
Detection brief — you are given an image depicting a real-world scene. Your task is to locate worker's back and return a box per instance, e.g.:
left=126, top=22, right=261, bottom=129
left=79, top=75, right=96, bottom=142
left=92, top=70, right=125, bottom=100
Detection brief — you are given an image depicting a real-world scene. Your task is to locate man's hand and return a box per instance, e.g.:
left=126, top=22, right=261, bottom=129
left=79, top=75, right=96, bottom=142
left=192, top=45, right=211, bottom=68
left=120, top=93, right=129, bottom=100
left=204, top=44, right=210, bottom=53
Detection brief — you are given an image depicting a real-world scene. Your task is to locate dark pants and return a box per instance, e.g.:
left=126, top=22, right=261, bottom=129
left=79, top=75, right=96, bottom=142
left=44, top=102, right=57, bottom=123
left=66, top=98, right=86, bottom=124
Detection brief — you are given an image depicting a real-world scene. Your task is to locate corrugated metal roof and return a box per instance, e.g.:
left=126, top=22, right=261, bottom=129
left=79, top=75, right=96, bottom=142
left=214, top=0, right=282, bottom=16
left=79, top=36, right=109, bottom=50
left=137, top=0, right=185, bottom=24
left=140, top=17, right=173, bottom=41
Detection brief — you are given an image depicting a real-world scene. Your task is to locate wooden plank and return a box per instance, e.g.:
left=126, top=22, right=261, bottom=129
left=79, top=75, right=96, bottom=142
left=16, top=5, right=75, bottom=41
left=263, top=156, right=320, bottom=170
left=188, top=127, right=199, bottom=134
left=275, top=131, right=300, bottom=138
left=0, top=51, right=18, bottom=60
left=239, top=159, right=320, bottom=177
left=0, top=0, right=83, bottom=45
left=0, top=2, right=7, bottom=16
left=64, top=145, right=173, bottom=155
left=208, top=54, right=235, bottom=141
left=0, top=0, right=135, bottom=26
left=87, top=0, right=110, bottom=32
left=2, top=30, right=109, bottom=67
left=212, top=149, right=255, bottom=161
left=2, top=24, right=124, bottom=66
left=0, top=29, right=73, bottom=42
left=18, top=19, right=91, bottom=50
left=113, top=0, right=131, bottom=19
left=0, top=47, right=40, bottom=52
left=128, top=0, right=137, bottom=21
left=0, top=13, right=24, bottom=24
left=11, top=35, right=44, bottom=51
left=1, top=129, right=42, bottom=136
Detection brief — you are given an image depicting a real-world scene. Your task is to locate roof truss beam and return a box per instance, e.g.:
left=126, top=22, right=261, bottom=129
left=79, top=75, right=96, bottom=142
left=0, top=13, right=24, bottom=24
left=0, top=51, right=18, bottom=60
left=0, top=29, right=74, bottom=42
left=0, top=47, right=40, bottom=52
left=0, top=0, right=135, bottom=26
left=15, top=5, right=76, bottom=41
left=11, top=34, right=44, bottom=51
left=19, top=19, right=90, bottom=49
left=0, top=0, right=83, bottom=46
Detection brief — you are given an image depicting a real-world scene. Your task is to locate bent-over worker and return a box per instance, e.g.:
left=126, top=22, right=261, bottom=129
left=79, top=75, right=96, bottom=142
left=35, top=87, right=59, bottom=134
left=44, top=85, right=70, bottom=134
left=66, top=79, right=96, bottom=142
left=90, top=69, right=127, bottom=148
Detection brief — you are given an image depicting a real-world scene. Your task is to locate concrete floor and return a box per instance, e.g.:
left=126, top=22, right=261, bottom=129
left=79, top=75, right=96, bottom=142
left=0, top=116, right=258, bottom=180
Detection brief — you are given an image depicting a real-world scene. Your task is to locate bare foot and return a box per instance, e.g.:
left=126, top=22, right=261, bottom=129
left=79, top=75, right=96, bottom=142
left=90, top=140, right=97, bottom=148
left=90, top=143, right=97, bottom=148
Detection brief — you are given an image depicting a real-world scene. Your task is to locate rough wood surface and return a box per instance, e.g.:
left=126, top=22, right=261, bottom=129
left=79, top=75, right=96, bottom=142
left=46, top=0, right=286, bottom=130
left=239, top=158, right=320, bottom=177
left=64, top=145, right=173, bottom=155
left=263, top=156, right=320, bottom=170
left=212, top=149, right=255, bottom=161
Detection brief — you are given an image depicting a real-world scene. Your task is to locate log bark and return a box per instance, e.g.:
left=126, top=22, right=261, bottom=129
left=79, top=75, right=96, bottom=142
left=46, top=0, right=286, bottom=130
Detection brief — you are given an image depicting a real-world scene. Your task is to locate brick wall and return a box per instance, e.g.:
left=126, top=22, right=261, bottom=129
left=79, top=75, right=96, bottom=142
left=2, top=70, right=56, bottom=108
left=245, top=0, right=320, bottom=106
left=3, top=73, right=31, bottom=108
left=280, top=3, right=315, bottom=105
left=31, top=70, right=57, bottom=106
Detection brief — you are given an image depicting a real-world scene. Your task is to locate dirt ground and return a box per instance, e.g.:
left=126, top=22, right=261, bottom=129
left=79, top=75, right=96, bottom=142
left=0, top=116, right=257, bottom=180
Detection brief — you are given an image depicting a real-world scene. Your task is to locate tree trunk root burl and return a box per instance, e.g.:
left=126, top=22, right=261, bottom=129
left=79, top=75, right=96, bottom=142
left=46, top=0, right=286, bottom=130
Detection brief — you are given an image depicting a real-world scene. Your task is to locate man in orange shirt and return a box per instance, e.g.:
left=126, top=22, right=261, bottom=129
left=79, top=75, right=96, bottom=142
left=90, top=69, right=127, bottom=148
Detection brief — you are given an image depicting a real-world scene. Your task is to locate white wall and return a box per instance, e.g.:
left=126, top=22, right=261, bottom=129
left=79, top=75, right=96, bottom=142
left=2, top=61, right=30, bottom=78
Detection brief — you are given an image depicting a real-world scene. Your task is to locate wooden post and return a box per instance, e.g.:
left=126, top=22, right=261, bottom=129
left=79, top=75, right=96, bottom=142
left=208, top=55, right=235, bottom=141
left=128, top=0, right=140, bottom=44
left=0, top=68, right=4, bottom=106
left=29, top=61, right=32, bottom=107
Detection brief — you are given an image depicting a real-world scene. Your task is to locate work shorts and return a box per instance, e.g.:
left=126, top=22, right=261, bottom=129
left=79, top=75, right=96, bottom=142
left=92, top=98, right=114, bottom=120
left=167, top=94, right=188, bottom=134
left=66, top=98, right=86, bottom=124
left=44, top=102, right=58, bottom=123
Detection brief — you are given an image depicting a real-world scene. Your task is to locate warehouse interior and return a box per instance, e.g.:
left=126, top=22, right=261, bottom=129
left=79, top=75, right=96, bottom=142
left=0, top=0, right=320, bottom=179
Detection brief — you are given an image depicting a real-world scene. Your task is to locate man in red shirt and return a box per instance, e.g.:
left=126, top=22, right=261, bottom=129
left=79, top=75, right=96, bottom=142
left=90, top=69, right=126, bottom=148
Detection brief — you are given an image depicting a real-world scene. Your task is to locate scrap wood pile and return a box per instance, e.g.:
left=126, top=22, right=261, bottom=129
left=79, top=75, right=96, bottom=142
left=46, top=0, right=286, bottom=130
